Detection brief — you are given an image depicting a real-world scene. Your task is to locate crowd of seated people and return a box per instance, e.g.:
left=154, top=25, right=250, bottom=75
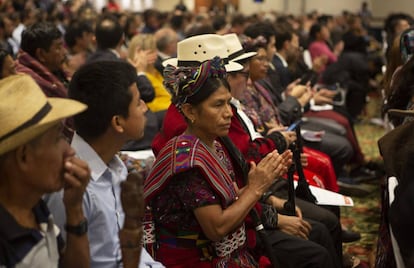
left=1, top=1, right=412, bottom=267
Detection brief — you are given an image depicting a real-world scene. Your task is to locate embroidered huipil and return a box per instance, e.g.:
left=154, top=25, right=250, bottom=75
left=145, top=135, right=257, bottom=268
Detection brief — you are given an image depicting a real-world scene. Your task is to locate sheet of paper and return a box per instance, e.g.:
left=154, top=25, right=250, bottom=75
left=310, top=103, right=333, bottom=111
left=301, top=130, right=325, bottom=142
left=294, top=181, right=354, bottom=206
left=121, top=149, right=155, bottom=160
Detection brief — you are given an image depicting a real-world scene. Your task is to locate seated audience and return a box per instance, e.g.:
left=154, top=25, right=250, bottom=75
left=128, top=34, right=171, bottom=113
left=16, top=22, right=68, bottom=98
left=63, top=19, right=95, bottom=76
left=87, top=14, right=155, bottom=103
left=308, top=23, right=339, bottom=73
left=150, top=34, right=341, bottom=268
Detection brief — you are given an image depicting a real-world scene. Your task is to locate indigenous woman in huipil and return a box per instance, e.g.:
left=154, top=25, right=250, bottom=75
left=144, top=57, right=290, bottom=267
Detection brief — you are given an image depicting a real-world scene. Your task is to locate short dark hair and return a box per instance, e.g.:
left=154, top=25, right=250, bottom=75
left=185, top=24, right=215, bottom=38
left=212, top=15, right=227, bottom=31
left=64, top=19, right=93, bottom=49
left=231, top=14, right=246, bottom=27
left=69, top=61, right=137, bottom=140
left=274, top=25, right=293, bottom=51
left=20, top=22, right=62, bottom=58
left=244, top=22, right=275, bottom=44
left=309, top=23, right=324, bottom=41
left=317, top=15, right=333, bottom=26
left=143, top=9, right=159, bottom=24
left=95, top=15, right=123, bottom=49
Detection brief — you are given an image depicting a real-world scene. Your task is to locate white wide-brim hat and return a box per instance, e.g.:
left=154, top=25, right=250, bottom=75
left=0, top=74, right=87, bottom=155
left=162, top=34, right=243, bottom=72
left=222, top=33, right=257, bottom=63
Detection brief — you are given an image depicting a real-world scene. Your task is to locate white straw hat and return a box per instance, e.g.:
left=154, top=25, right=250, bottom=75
left=221, top=33, right=257, bottom=62
left=162, top=34, right=243, bottom=72
left=0, top=74, right=87, bottom=155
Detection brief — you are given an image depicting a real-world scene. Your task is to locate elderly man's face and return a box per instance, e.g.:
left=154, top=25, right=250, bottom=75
left=25, top=123, right=75, bottom=194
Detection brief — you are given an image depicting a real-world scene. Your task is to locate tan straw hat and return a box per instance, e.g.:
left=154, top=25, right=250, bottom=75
left=0, top=74, right=87, bottom=155
left=221, top=33, right=257, bottom=62
left=162, top=34, right=243, bottom=72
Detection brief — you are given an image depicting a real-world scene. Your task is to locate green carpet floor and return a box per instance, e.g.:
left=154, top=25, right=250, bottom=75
left=341, top=95, right=386, bottom=268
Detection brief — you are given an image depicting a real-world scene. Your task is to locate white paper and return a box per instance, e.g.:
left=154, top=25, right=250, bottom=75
left=294, top=181, right=354, bottom=206
left=301, top=130, right=325, bottom=142
left=121, top=149, right=155, bottom=160
left=310, top=103, right=333, bottom=111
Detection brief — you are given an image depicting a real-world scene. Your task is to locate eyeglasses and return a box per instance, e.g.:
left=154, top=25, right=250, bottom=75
left=238, top=71, right=249, bottom=78
left=229, top=71, right=249, bottom=79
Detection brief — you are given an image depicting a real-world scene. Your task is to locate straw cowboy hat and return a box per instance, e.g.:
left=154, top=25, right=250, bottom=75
left=221, top=33, right=257, bottom=62
left=0, top=74, right=87, bottom=155
left=162, top=34, right=243, bottom=72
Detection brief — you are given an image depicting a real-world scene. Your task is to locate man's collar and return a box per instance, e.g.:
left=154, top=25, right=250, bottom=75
left=275, top=52, right=288, bottom=68
left=158, top=51, right=171, bottom=60
left=109, top=49, right=121, bottom=58
left=71, top=133, right=126, bottom=182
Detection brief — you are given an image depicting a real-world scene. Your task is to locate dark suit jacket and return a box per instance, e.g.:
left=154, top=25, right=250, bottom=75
left=258, top=78, right=302, bottom=125
left=379, top=121, right=414, bottom=266
left=272, top=54, right=291, bottom=89
left=87, top=49, right=155, bottom=103
left=154, top=55, right=165, bottom=76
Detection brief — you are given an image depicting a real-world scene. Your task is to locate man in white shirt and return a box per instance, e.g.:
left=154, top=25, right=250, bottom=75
left=47, top=60, right=164, bottom=268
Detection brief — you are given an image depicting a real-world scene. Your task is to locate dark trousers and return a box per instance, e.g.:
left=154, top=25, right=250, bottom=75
left=258, top=219, right=340, bottom=268
left=303, top=130, right=353, bottom=175
left=298, top=199, right=343, bottom=263
left=273, top=187, right=343, bottom=266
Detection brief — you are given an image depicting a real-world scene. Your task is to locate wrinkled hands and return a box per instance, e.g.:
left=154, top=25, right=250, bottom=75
left=119, top=172, right=145, bottom=268
left=121, top=172, right=145, bottom=229
left=63, top=156, right=91, bottom=215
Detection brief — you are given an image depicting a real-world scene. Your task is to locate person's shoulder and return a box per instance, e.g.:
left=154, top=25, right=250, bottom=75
left=87, top=50, right=119, bottom=63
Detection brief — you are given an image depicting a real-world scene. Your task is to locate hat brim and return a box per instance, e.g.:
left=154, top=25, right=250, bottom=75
left=231, top=51, right=257, bottom=63
left=388, top=109, right=414, bottom=118
left=162, top=58, right=243, bottom=72
left=0, top=98, right=87, bottom=155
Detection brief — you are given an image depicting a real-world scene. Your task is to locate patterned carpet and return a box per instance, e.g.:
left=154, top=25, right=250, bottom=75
left=341, top=94, right=386, bottom=268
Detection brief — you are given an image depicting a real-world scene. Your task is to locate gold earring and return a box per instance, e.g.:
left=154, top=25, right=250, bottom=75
left=191, top=118, right=195, bottom=124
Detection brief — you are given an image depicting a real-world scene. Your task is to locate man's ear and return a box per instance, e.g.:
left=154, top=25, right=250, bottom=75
left=35, top=48, right=46, bottom=63
left=180, top=103, right=195, bottom=123
left=111, top=115, right=124, bottom=133
left=283, top=40, right=290, bottom=51
left=14, top=145, right=31, bottom=172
